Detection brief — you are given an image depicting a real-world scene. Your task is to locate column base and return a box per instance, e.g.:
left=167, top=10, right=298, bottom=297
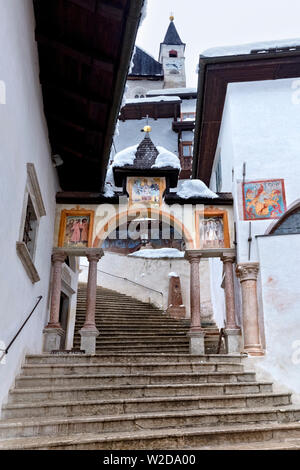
left=43, top=327, right=64, bottom=352
left=244, top=344, right=264, bottom=356
left=224, top=328, right=242, bottom=354
left=187, top=331, right=205, bottom=355
left=79, top=328, right=99, bottom=355
left=166, top=305, right=186, bottom=320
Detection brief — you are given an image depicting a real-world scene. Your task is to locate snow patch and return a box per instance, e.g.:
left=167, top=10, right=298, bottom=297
left=129, top=248, right=184, bottom=259
left=152, top=146, right=181, bottom=170
left=112, top=144, right=138, bottom=167
left=168, top=272, right=179, bottom=277
left=147, top=87, right=197, bottom=96
left=176, top=179, right=219, bottom=199
left=202, top=38, right=300, bottom=57
left=126, top=96, right=181, bottom=104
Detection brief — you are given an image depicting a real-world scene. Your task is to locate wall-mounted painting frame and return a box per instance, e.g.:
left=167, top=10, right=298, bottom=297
left=58, top=209, right=94, bottom=248
left=195, top=208, right=230, bottom=249
left=242, top=179, right=286, bottom=220
left=127, top=177, right=166, bottom=207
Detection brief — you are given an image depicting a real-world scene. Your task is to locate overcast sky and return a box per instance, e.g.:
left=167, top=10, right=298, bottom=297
left=136, top=0, right=300, bottom=87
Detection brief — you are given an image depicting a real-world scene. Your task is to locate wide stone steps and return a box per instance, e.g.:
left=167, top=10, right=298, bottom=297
left=24, top=353, right=244, bottom=364
left=1, top=406, right=300, bottom=441
left=21, top=361, right=244, bottom=376
left=2, top=392, right=292, bottom=420
left=2, top=421, right=300, bottom=450
left=1, top=285, right=298, bottom=449
left=7, top=381, right=274, bottom=404
left=15, top=371, right=257, bottom=388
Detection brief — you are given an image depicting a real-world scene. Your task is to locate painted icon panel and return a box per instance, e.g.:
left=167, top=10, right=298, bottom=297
left=243, top=179, right=286, bottom=220
left=58, top=209, right=94, bottom=248
left=127, top=177, right=165, bottom=207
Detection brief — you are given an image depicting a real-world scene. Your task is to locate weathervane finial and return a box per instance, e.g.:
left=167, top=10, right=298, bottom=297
left=169, top=12, right=174, bottom=21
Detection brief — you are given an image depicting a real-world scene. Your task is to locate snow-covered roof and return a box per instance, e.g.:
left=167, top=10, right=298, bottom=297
left=152, top=146, right=181, bottom=170
left=147, top=87, right=197, bottom=96
left=175, top=179, right=219, bottom=199
left=129, top=248, right=184, bottom=259
left=125, top=96, right=181, bottom=105
left=202, top=38, right=300, bottom=57
left=111, top=144, right=138, bottom=168
left=181, top=99, right=197, bottom=113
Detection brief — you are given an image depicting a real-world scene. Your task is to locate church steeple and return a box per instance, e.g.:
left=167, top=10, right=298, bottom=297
left=159, top=16, right=186, bottom=89
left=162, top=16, right=184, bottom=46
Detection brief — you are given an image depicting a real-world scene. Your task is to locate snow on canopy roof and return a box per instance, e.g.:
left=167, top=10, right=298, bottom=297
left=176, top=179, right=218, bottom=199
left=202, top=38, right=300, bottom=57
left=147, top=87, right=197, bottom=96
left=111, top=144, right=138, bottom=168
left=152, top=146, right=181, bottom=170
left=129, top=248, right=184, bottom=259
left=125, top=96, right=181, bottom=105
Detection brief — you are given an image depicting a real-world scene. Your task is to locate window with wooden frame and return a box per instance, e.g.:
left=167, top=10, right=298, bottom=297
left=180, top=112, right=196, bottom=122
left=180, top=142, right=193, bottom=157
left=16, top=163, right=46, bottom=283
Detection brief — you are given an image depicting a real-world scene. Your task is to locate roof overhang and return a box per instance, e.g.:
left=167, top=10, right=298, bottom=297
left=119, top=99, right=181, bottom=120
left=193, top=50, right=300, bottom=185
left=33, top=0, right=145, bottom=193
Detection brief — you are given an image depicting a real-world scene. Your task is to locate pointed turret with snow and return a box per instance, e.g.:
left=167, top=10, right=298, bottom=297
left=159, top=15, right=186, bottom=89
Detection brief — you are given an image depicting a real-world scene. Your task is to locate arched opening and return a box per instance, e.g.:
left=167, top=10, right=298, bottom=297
left=93, top=209, right=194, bottom=251
left=266, top=199, right=300, bottom=235
left=169, top=49, right=178, bottom=57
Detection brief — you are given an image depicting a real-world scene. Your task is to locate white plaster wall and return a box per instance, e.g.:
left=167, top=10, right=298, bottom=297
left=113, top=118, right=178, bottom=157
left=253, top=234, right=300, bottom=399
left=126, top=80, right=164, bottom=99
left=0, top=0, right=59, bottom=412
left=214, top=78, right=300, bottom=263
left=209, top=77, right=300, bottom=393
left=79, top=252, right=213, bottom=319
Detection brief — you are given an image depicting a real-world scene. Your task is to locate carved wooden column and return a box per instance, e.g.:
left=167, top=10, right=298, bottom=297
left=79, top=249, right=104, bottom=354
left=43, top=250, right=66, bottom=351
left=185, top=251, right=205, bottom=355
left=221, top=253, right=241, bottom=354
left=236, top=262, right=264, bottom=356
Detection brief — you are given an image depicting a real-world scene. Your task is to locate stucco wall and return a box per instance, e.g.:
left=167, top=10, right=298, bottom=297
left=213, top=78, right=300, bottom=264
left=251, top=234, right=300, bottom=399
left=209, top=77, right=300, bottom=394
left=0, top=0, right=59, bottom=411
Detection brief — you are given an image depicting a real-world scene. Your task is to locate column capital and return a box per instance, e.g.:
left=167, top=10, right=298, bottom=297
left=51, top=251, right=66, bottom=263
left=236, top=262, right=260, bottom=282
left=185, top=250, right=202, bottom=263
left=221, top=253, right=236, bottom=264
left=86, top=248, right=104, bottom=263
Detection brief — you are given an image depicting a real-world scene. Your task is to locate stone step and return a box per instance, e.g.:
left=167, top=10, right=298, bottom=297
left=75, top=346, right=191, bottom=352
left=1, top=406, right=300, bottom=440
left=2, top=420, right=300, bottom=450
left=21, top=361, right=244, bottom=376
left=2, top=392, right=291, bottom=420
left=25, top=354, right=244, bottom=364
left=74, top=330, right=190, bottom=335
left=8, top=382, right=273, bottom=404
left=15, top=371, right=257, bottom=388
left=73, top=337, right=189, bottom=344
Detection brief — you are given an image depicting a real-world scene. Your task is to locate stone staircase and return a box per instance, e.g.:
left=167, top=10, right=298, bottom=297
left=74, top=285, right=222, bottom=354
left=1, top=285, right=300, bottom=449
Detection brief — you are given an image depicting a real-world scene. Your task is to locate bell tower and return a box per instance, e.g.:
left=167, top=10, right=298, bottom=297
left=159, top=15, right=186, bottom=89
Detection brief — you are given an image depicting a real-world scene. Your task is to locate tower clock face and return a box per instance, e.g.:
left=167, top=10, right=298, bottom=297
left=165, top=60, right=182, bottom=74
